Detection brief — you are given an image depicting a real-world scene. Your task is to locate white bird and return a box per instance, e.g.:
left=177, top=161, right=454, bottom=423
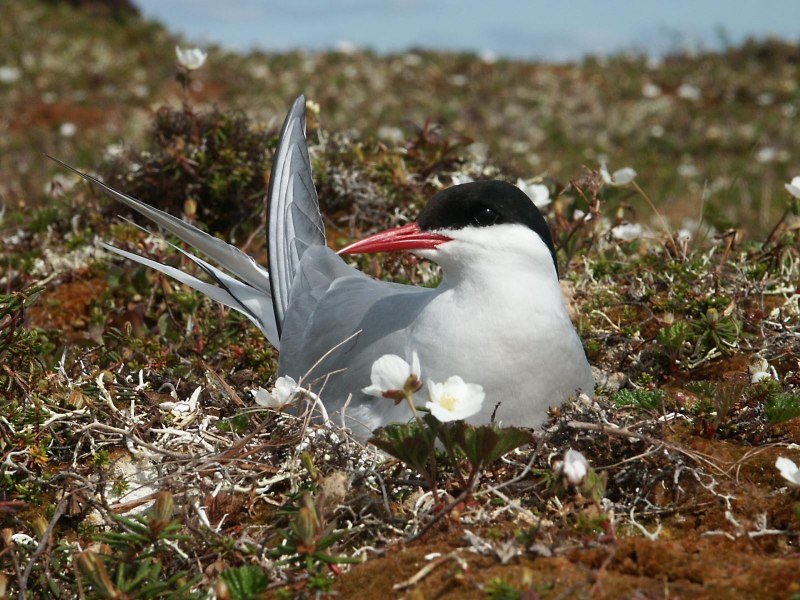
left=53, top=95, right=594, bottom=439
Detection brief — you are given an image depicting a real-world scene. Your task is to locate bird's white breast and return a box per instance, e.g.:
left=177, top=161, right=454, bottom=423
left=409, top=227, right=593, bottom=428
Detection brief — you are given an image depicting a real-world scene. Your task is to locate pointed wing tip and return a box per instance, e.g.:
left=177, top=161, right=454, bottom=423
left=43, top=154, right=103, bottom=188
left=288, top=94, right=307, bottom=125
left=44, top=153, right=77, bottom=173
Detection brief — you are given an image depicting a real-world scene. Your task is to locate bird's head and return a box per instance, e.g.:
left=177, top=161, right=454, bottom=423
left=339, top=180, right=558, bottom=278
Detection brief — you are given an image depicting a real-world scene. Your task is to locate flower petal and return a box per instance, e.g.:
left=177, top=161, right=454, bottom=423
left=274, top=375, right=299, bottom=404
left=612, top=167, right=637, bottom=185
left=252, top=387, right=278, bottom=407
left=562, top=449, right=589, bottom=485
left=776, top=456, right=800, bottom=486
left=175, top=45, right=207, bottom=70
left=784, top=177, right=800, bottom=199
left=425, top=376, right=484, bottom=422
left=410, top=351, right=421, bottom=379
left=600, top=163, right=612, bottom=185
left=600, top=162, right=636, bottom=187
left=370, top=354, right=411, bottom=391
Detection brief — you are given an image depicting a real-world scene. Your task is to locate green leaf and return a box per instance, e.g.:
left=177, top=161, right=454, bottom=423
left=765, top=393, right=800, bottom=423
left=613, top=388, right=664, bottom=410
left=219, top=565, right=270, bottom=600
left=369, top=421, right=434, bottom=476
left=453, top=424, right=531, bottom=469
left=582, top=468, right=608, bottom=503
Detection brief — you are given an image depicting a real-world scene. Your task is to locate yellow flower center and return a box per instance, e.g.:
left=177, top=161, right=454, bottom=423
left=439, top=394, right=458, bottom=412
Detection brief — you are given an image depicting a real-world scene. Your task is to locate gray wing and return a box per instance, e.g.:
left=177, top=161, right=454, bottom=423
left=279, top=246, right=434, bottom=432
left=49, top=156, right=280, bottom=347
left=268, top=95, right=326, bottom=337
left=100, top=241, right=278, bottom=344
left=48, top=157, right=272, bottom=296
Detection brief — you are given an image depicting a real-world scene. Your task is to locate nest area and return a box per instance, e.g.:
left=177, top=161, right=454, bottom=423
left=3, top=217, right=799, bottom=595
left=2, top=2, right=800, bottom=593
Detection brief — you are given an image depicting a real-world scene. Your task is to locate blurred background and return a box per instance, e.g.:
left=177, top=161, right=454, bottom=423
left=135, top=0, right=798, bottom=62
left=1, top=0, right=799, bottom=241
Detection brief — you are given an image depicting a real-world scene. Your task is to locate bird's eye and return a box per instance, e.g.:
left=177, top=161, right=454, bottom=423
left=474, top=206, right=499, bottom=226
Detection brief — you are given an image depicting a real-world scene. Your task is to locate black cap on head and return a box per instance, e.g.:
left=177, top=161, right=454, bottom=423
left=418, top=180, right=558, bottom=275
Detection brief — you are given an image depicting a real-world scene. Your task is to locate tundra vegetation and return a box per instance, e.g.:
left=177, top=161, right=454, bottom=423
left=1, top=2, right=799, bottom=598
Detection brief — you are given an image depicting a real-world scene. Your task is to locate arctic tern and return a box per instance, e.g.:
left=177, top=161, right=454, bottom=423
left=54, top=95, right=594, bottom=439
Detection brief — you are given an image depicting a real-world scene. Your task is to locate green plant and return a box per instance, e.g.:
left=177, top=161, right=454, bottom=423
left=102, top=106, right=270, bottom=235
left=403, top=119, right=472, bottom=176
left=217, top=565, right=270, bottom=600
left=613, top=388, right=665, bottom=410
left=685, top=380, right=717, bottom=397
left=484, top=578, right=522, bottom=600
left=687, top=381, right=745, bottom=439
left=75, top=491, right=200, bottom=598
left=765, top=393, right=800, bottom=424
left=264, top=458, right=361, bottom=591
left=371, top=414, right=530, bottom=495
left=690, top=307, right=741, bottom=357
left=656, top=321, right=689, bottom=367
left=0, top=286, right=49, bottom=392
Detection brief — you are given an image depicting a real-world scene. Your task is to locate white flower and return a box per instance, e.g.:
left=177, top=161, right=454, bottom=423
left=751, top=371, right=773, bottom=384
left=756, top=147, right=777, bottom=164
left=0, top=66, right=21, bottom=83
left=158, top=386, right=201, bottom=414
left=252, top=375, right=299, bottom=408
left=600, top=162, right=636, bottom=187
left=363, top=352, right=421, bottom=400
left=641, top=82, right=661, bottom=99
left=561, top=449, right=589, bottom=486
left=104, top=143, right=124, bottom=159
left=59, top=122, right=77, bottom=138
left=785, top=176, right=800, bottom=199
left=749, top=357, right=777, bottom=383
left=425, top=376, right=484, bottom=422
left=11, top=533, right=36, bottom=546
left=646, top=55, right=662, bottom=70
left=45, top=173, right=78, bottom=197
left=757, top=92, right=774, bottom=106
left=515, top=179, right=551, bottom=208
left=677, top=83, right=701, bottom=101
left=175, top=46, right=207, bottom=71
left=334, top=40, right=357, bottom=54
left=377, top=125, right=404, bottom=143
left=775, top=457, right=800, bottom=486
left=611, top=222, right=644, bottom=241
left=305, top=99, right=321, bottom=115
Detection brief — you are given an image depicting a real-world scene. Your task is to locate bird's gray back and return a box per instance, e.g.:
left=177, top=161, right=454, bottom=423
left=278, top=246, right=434, bottom=412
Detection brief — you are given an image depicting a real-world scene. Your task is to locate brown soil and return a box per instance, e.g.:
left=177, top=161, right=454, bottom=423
left=331, top=528, right=799, bottom=599
left=26, top=272, right=107, bottom=340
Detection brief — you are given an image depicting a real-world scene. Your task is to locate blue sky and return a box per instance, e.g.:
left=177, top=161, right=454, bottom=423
left=135, top=0, right=800, bottom=61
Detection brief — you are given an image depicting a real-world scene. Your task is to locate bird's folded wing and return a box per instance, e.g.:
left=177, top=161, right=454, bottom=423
left=278, top=245, right=431, bottom=391
left=267, top=95, right=326, bottom=336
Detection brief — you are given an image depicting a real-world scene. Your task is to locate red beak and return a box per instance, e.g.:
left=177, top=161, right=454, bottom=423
left=338, top=222, right=451, bottom=255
